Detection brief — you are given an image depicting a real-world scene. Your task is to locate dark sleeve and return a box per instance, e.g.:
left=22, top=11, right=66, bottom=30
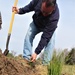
left=35, top=19, right=58, bottom=54
left=0, top=12, right=2, bottom=25
left=18, top=0, right=37, bottom=14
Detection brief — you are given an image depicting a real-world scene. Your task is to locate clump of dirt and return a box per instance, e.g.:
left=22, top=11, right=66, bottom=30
left=0, top=49, right=47, bottom=75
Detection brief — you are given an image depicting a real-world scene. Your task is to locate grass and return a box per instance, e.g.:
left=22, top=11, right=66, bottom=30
left=47, top=51, right=64, bottom=75
left=62, top=65, right=75, bottom=75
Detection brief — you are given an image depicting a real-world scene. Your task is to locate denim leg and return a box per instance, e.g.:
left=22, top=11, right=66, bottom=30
left=23, top=22, right=39, bottom=60
left=42, top=32, right=55, bottom=65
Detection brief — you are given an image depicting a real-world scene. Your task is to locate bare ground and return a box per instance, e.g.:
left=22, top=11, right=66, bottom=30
left=0, top=49, right=75, bottom=75
left=0, top=49, right=47, bottom=75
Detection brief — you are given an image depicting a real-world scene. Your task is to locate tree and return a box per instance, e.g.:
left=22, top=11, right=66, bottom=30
left=65, top=48, right=75, bottom=65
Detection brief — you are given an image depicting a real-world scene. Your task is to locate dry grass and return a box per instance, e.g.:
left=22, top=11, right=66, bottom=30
left=35, top=65, right=48, bottom=75
left=62, top=65, right=75, bottom=75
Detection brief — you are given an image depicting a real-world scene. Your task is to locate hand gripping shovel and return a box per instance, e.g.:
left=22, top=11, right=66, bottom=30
left=3, top=0, right=18, bottom=56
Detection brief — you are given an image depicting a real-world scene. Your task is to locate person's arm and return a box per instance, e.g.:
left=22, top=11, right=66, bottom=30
left=35, top=4, right=60, bottom=55
left=0, top=12, right=2, bottom=29
left=18, top=0, right=37, bottom=14
left=12, top=0, right=38, bottom=14
left=31, top=19, right=59, bottom=62
left=35, top=19, right=58, bottom=54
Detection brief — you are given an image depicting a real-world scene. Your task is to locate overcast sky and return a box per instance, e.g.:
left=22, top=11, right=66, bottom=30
left=0, top=0, right=75, bottom=55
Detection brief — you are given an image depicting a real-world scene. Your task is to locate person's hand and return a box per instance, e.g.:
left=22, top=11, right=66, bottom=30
left=31, top=53, right=37, bottom=62
left=12, top=6, right=19, bottom=14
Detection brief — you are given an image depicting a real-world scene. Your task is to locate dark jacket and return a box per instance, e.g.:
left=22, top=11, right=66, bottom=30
left=0, top=12, right=2, bottom=25
left=0, top=12, right=2, bottom=29
left=19, top=0, right=59, bottom=54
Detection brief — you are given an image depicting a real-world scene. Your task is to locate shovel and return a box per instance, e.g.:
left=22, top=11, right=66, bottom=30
left=3, top=0, right=18, bottom=56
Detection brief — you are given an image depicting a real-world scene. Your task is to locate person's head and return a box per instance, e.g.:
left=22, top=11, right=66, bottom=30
left=41, top=0, right=56, bottom=16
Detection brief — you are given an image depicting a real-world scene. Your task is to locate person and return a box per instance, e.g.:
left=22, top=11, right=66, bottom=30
left=0, top=12, right=2, bottom=30
left=12, top=0, right=59, bottom=65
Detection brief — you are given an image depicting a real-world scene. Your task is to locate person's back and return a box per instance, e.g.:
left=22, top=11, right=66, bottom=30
left=0, top=12, right=2, bottom=29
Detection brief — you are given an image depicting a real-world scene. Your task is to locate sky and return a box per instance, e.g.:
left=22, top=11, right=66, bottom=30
left=0, top=0, right=75, bottom=55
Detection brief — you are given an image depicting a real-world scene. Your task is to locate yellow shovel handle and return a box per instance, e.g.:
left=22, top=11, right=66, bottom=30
left=8, top=0, right=18, bottom=34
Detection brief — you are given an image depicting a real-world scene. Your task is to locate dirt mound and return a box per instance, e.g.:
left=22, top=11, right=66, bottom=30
left=0, top=49, right=47, bottom=75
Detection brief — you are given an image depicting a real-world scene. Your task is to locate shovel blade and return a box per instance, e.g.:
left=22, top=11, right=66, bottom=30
left=3, top=49, right=9, bottom=56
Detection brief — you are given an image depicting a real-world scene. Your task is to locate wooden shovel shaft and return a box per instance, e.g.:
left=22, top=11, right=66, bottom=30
left=3, top=0, right=18, bottom=56
left=8, top=0, right=18, bottom=34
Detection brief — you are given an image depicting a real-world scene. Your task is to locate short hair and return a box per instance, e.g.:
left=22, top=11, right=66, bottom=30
left=42, top=0, right=56, bottom=7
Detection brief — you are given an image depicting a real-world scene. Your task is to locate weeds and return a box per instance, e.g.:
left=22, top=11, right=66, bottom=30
left=47, top=51, right=64, bottom=75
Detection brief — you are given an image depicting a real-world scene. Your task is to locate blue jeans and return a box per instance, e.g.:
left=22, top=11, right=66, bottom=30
left=23, top=22, right=55, bottom=65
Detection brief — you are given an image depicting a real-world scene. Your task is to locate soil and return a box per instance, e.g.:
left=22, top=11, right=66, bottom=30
left=0, top=49, right=47, bottom=75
